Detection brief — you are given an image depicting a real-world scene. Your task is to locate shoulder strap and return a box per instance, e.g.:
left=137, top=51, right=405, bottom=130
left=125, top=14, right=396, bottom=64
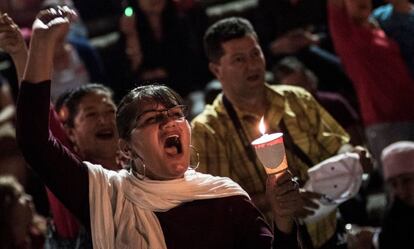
left=279, top=119, right=314, bottom=168
left=280, top=122, right=315, bottom=249
left=222, top=95, right=265, bottom=185
left=224, top=96, right=315, bottom=249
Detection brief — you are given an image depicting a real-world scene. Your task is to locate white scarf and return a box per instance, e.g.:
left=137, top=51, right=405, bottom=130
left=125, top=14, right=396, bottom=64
left=86, top=162, right=249, bottom=249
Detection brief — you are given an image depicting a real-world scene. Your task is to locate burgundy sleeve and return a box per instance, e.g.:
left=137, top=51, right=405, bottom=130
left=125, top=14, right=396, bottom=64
left=233, top=197, right=275, bottom=249
left=237, top=197, right=300, bottom=248
left=272, top=223, right=299, bottom=248
left=16, top=81, right=90, bottom=228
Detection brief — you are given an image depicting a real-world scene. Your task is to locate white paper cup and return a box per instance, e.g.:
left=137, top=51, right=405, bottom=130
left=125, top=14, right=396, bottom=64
left=252, top=132, right=288, bottom=175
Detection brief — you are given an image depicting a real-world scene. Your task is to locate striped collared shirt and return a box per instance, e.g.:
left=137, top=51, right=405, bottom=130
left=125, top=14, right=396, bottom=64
left=191, top=84, right=349, bottom=248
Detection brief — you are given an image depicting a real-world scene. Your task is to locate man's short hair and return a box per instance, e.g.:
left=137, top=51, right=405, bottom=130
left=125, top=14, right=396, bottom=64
left=203, top=17, right=257, bottom=63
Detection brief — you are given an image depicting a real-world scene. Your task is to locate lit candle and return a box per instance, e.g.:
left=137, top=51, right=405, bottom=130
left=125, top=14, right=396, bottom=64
left=252, top=117, right=288, bottom=175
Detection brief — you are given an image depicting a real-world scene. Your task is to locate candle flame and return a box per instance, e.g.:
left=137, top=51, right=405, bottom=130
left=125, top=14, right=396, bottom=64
left=259, top=117, right=266, bottom=135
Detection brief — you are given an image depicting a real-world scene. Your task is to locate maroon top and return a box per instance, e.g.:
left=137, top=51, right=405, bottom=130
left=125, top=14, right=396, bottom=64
left=16, top=81, right=280, bottom=249
left=48, top=105, right=81, bottom=238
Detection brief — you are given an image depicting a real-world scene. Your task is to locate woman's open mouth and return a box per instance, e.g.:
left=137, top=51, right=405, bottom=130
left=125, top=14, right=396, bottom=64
left=164, top=135, right=182, bottom=156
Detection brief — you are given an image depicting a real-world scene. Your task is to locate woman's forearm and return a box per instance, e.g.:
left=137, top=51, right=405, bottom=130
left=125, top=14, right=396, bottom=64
left=17, top=7, right=90, bottom=227
left=16, top=80, right=90, bottom=227
left=22, top=35, right=54, bottom=83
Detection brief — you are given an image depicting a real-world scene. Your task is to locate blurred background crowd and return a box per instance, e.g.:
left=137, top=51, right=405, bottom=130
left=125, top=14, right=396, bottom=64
left=0, top=0, right=413, bottom=248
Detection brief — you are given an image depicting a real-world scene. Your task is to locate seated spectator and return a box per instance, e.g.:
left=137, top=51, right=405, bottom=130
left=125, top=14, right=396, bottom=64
left=373, top=0, right=414, bottom=78
left=16, top=8, right=276, bottom=248
left=273, top=56, right=364, bottom=145
left=43, top=84, right=121, bottom=249
left=379, top=141, right=414, bottom=248
left=192, top=17, right=371, bottom=249
left=328, top=0, right=414, bottom=170
left=255, top=0, right=354, bottom=98
left=0, top=175, right=46, bottom=249
left=61, top=84, right=120, bottom=169
left=119, top=0, right=208, bottom=97
left=347, top=141, right=414, bottom=249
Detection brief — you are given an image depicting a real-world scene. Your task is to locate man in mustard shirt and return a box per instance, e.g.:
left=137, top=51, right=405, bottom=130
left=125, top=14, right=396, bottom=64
left=191, top=17, right=370, bottom=249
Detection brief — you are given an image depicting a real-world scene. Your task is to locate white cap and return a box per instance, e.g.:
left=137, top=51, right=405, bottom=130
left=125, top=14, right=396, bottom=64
left=305, top=152, right=363, bottom=204
left=303, top=152, right=363, bottom=223
left=381, top=141, right=414, bottom=181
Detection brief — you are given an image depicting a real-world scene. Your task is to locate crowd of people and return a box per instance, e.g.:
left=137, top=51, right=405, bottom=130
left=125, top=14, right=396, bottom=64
left=0, top=0, right=413, bottom=248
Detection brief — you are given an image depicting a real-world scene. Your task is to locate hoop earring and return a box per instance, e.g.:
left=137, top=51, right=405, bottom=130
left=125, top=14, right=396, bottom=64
left=189, top=145, right=200, bottom=170
left=131, top=156, right=146, bottom=180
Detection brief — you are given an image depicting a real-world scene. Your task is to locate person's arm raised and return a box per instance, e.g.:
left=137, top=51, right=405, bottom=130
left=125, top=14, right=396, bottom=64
left=16, top=7, right=91, bottom=227
left=23, top=7, right=75, bottom=83
left=0, top=13, right=28, bottom=82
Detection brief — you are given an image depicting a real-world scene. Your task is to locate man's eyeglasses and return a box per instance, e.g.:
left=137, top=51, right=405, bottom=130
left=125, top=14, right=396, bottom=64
left=135, top=105, right=188, bottom=128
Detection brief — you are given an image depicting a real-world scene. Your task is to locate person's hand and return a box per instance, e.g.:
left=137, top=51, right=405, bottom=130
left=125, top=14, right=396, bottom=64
left=22, top=6, right=76, bottom=83
left=346, top=224, right=376, bottom=249
left=270, top=29, right=320, bottom=55
left=353, top=146, right=374, bottom=173
left=267, top=171, right=321, bottom=218
left=266, top=171, right=321, bottom=233
left=31, top=6, right=76, bottom=47
left=0, top=13, right=27, bottom=56
left=0, top=13, right=28, bottom=80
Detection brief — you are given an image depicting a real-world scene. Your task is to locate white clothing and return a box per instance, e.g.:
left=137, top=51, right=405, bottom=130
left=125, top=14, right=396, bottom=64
left=86, top=162, right=249, bottom=249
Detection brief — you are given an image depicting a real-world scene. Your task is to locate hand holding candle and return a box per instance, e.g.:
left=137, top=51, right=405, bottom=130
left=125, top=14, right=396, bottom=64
left=252, top=117, right=288, bottom=175
left=253, top=118, right=298, bottom=233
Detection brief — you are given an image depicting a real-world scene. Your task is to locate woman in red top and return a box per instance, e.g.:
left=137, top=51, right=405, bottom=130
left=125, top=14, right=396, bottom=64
left=327, top=0, right=414, bottom=167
